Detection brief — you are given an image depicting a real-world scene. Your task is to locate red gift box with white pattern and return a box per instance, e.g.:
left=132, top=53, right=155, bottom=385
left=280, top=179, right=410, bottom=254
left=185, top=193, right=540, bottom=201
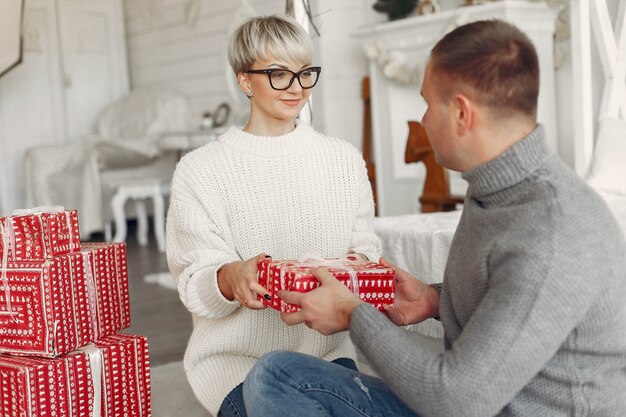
left=0, top=242, right=130, bottom=357
left=0, top=210, right=81, bottom=261
left=0, top=333, right=151, bottom=417
left=257, top=258, right=395, bottom=313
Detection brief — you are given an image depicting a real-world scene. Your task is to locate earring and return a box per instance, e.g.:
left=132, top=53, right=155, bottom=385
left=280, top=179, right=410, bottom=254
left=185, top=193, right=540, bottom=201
left=245, top=90, right=253, bottom=97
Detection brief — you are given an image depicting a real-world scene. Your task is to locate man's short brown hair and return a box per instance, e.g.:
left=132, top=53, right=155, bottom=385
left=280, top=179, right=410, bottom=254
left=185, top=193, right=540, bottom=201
left=430, top=19, right=539, bottom=118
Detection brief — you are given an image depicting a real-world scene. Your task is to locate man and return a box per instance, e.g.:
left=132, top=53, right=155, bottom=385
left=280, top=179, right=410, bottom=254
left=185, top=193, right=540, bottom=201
left=242, top=20, right=626, bottom=417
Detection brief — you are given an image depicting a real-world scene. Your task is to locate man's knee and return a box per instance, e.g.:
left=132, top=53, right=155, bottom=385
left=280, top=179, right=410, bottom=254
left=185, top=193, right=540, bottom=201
left=248, top=351, right=287, bottom=383
left=244, top=351, right=294, bottom=407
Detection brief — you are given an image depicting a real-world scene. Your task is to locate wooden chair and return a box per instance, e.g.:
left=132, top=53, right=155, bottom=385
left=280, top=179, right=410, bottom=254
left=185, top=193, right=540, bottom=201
left=362, top=77, right=378, bottom=215
left=405, top=121, right=464, bottom=213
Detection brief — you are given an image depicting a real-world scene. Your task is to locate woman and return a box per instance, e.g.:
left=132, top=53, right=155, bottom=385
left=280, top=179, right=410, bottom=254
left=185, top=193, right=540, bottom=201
left=166, top=14, right=381, bottom=417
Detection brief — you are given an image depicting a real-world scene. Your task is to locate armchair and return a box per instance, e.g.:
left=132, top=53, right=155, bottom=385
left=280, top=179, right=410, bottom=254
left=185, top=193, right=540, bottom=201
left=24, top=89, right=193, bottom=239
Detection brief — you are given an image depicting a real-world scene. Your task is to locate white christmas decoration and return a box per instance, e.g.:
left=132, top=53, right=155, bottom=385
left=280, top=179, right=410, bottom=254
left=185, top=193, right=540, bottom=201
left=364, top=39, right=421, bottom=84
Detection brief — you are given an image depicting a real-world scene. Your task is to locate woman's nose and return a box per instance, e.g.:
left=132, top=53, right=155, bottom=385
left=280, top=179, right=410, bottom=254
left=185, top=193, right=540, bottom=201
left=287, top=76, right=303, bottom=92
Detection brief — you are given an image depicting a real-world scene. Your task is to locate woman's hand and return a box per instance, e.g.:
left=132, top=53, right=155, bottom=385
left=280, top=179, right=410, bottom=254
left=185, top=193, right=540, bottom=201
left=380, top=257, right=440, bottom=326
left=217, top=253, right=270, bottom=310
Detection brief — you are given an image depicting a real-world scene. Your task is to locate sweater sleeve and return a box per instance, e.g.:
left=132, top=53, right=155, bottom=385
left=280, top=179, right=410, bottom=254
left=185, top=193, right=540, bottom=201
left=350, top=218, right=610, bottom=417
left=165, top=167, right=241, bottom=319
left=348, top=151, right=381, bottom=262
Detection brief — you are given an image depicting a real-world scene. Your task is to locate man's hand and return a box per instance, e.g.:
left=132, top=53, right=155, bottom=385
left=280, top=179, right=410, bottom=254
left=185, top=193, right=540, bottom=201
left=380, top=257, right=440, bottom=326
left=217, top=253, right=270, bottom=310
left=279, top=267, right=363, bottom=335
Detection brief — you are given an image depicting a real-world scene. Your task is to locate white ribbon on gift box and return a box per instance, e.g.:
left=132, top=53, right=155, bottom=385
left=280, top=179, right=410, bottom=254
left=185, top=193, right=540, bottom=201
left=0, top=217, right=18, bottom=319
left=0, top=205, right=69, bottom=320
left=278, top=254, right=361, bottom=310
left=78, top=343, right=105, bottom=417
left=82, top=251, right=100, bottom=341
left=11, top=205, right=64, bottom=216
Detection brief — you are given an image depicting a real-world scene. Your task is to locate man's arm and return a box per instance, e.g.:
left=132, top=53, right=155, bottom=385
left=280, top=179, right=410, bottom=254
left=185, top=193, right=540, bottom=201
left=349, top=239, right=608, bottom=417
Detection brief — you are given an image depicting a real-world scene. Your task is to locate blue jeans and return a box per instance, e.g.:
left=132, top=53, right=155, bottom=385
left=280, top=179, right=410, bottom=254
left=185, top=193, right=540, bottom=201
left=242, top=351, right=420, bottom=417
left=218, top=356, right=359, bottom=417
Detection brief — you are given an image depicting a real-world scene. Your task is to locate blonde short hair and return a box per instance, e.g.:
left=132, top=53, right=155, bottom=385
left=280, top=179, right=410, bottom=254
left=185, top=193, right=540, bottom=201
left=228, top=14, right=313, bottom=74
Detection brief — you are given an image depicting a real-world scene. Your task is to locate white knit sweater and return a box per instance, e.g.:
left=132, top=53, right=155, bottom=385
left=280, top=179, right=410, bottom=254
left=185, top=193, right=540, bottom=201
left=165, top=121, right=382, bottom=416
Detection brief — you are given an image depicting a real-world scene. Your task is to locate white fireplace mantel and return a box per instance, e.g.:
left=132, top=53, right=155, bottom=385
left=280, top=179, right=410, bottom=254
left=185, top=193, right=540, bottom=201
left=353, top=0, right=560, bottom=216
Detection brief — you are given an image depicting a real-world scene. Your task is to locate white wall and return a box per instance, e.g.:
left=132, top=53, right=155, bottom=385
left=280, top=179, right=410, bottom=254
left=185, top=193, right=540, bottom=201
left=310, top=0, right=382, bottom=149
left=123, top=0, right=285, bottom=129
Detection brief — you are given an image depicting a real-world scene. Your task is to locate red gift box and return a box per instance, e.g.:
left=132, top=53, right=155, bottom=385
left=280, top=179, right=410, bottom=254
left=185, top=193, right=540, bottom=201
left=0, top=242, right=130, bottom=357
left=0, top=209, right=81, bottom=261
left=0, top=333, right=151, bottom=417
left=257, top=258, right=395, bottom=313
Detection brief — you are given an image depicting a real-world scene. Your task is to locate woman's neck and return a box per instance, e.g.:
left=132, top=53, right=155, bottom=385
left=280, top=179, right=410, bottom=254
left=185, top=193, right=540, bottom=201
left=244, top=116, right=297, bottom=137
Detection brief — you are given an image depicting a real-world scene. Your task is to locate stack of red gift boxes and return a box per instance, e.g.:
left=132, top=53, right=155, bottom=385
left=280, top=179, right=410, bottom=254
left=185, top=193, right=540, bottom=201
left=257, top=257, right=396, bottom=313
left=0, top=208, right=151, bottom=417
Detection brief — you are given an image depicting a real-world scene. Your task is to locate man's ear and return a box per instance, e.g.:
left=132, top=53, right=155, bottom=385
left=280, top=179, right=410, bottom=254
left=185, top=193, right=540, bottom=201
left=454, top=93, right=473, bottom=136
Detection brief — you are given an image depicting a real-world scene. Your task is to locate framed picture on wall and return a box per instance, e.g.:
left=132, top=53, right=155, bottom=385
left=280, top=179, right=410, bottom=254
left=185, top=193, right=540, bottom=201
left=0, top=0, right=24, bottom=77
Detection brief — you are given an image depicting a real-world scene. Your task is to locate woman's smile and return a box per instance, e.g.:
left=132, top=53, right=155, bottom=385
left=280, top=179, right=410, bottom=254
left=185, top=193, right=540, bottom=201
left=280, top=98, right=301, bottom=106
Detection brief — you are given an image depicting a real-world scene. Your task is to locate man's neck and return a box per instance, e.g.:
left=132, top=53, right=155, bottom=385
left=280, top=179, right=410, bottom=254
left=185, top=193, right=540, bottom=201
left=466, top=119, right=537, bottom=172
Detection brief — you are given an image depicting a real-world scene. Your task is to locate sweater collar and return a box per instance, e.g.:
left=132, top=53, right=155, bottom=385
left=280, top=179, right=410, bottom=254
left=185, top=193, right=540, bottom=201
left=218, top=120, right=313, bottom=157
left=462, top=124, right=548, bottom=200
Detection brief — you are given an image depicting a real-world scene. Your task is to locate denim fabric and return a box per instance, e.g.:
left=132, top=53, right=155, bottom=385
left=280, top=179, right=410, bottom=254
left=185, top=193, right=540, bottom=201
left=218, top=382, right=246, bottom=417
left=242, top=351, right=419, bottom=417
left=218, top=356, right=359, bottom=417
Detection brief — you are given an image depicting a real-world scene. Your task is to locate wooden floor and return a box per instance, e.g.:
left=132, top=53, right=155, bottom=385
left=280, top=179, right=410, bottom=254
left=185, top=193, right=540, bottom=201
left=89, top=221, right=192, bottom=366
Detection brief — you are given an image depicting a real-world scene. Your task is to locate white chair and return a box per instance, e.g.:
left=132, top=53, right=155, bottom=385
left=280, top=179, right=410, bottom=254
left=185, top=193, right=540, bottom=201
left=25, top=88, right=193, bottom=244
left=107, top=177, right=169, bottom=253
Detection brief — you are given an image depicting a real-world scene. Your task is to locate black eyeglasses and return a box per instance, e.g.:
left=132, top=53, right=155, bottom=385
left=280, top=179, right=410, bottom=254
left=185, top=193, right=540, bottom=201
left=245, top=67, right=321, bottom=90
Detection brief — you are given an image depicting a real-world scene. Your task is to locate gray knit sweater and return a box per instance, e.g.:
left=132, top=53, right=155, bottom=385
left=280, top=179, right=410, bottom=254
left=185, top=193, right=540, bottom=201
left=351, top=125, right=626, bottom=416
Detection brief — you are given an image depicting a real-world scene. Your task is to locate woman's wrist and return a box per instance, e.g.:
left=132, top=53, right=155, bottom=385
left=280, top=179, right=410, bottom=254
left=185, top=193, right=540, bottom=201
left=217, top=261, right=237, bottom=300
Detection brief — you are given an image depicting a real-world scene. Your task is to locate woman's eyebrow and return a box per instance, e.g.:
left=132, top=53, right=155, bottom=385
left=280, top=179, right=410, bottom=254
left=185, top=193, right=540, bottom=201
left=267, top=63, right=289, bottom=69
left=266, top=63, right=311, bottom=70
